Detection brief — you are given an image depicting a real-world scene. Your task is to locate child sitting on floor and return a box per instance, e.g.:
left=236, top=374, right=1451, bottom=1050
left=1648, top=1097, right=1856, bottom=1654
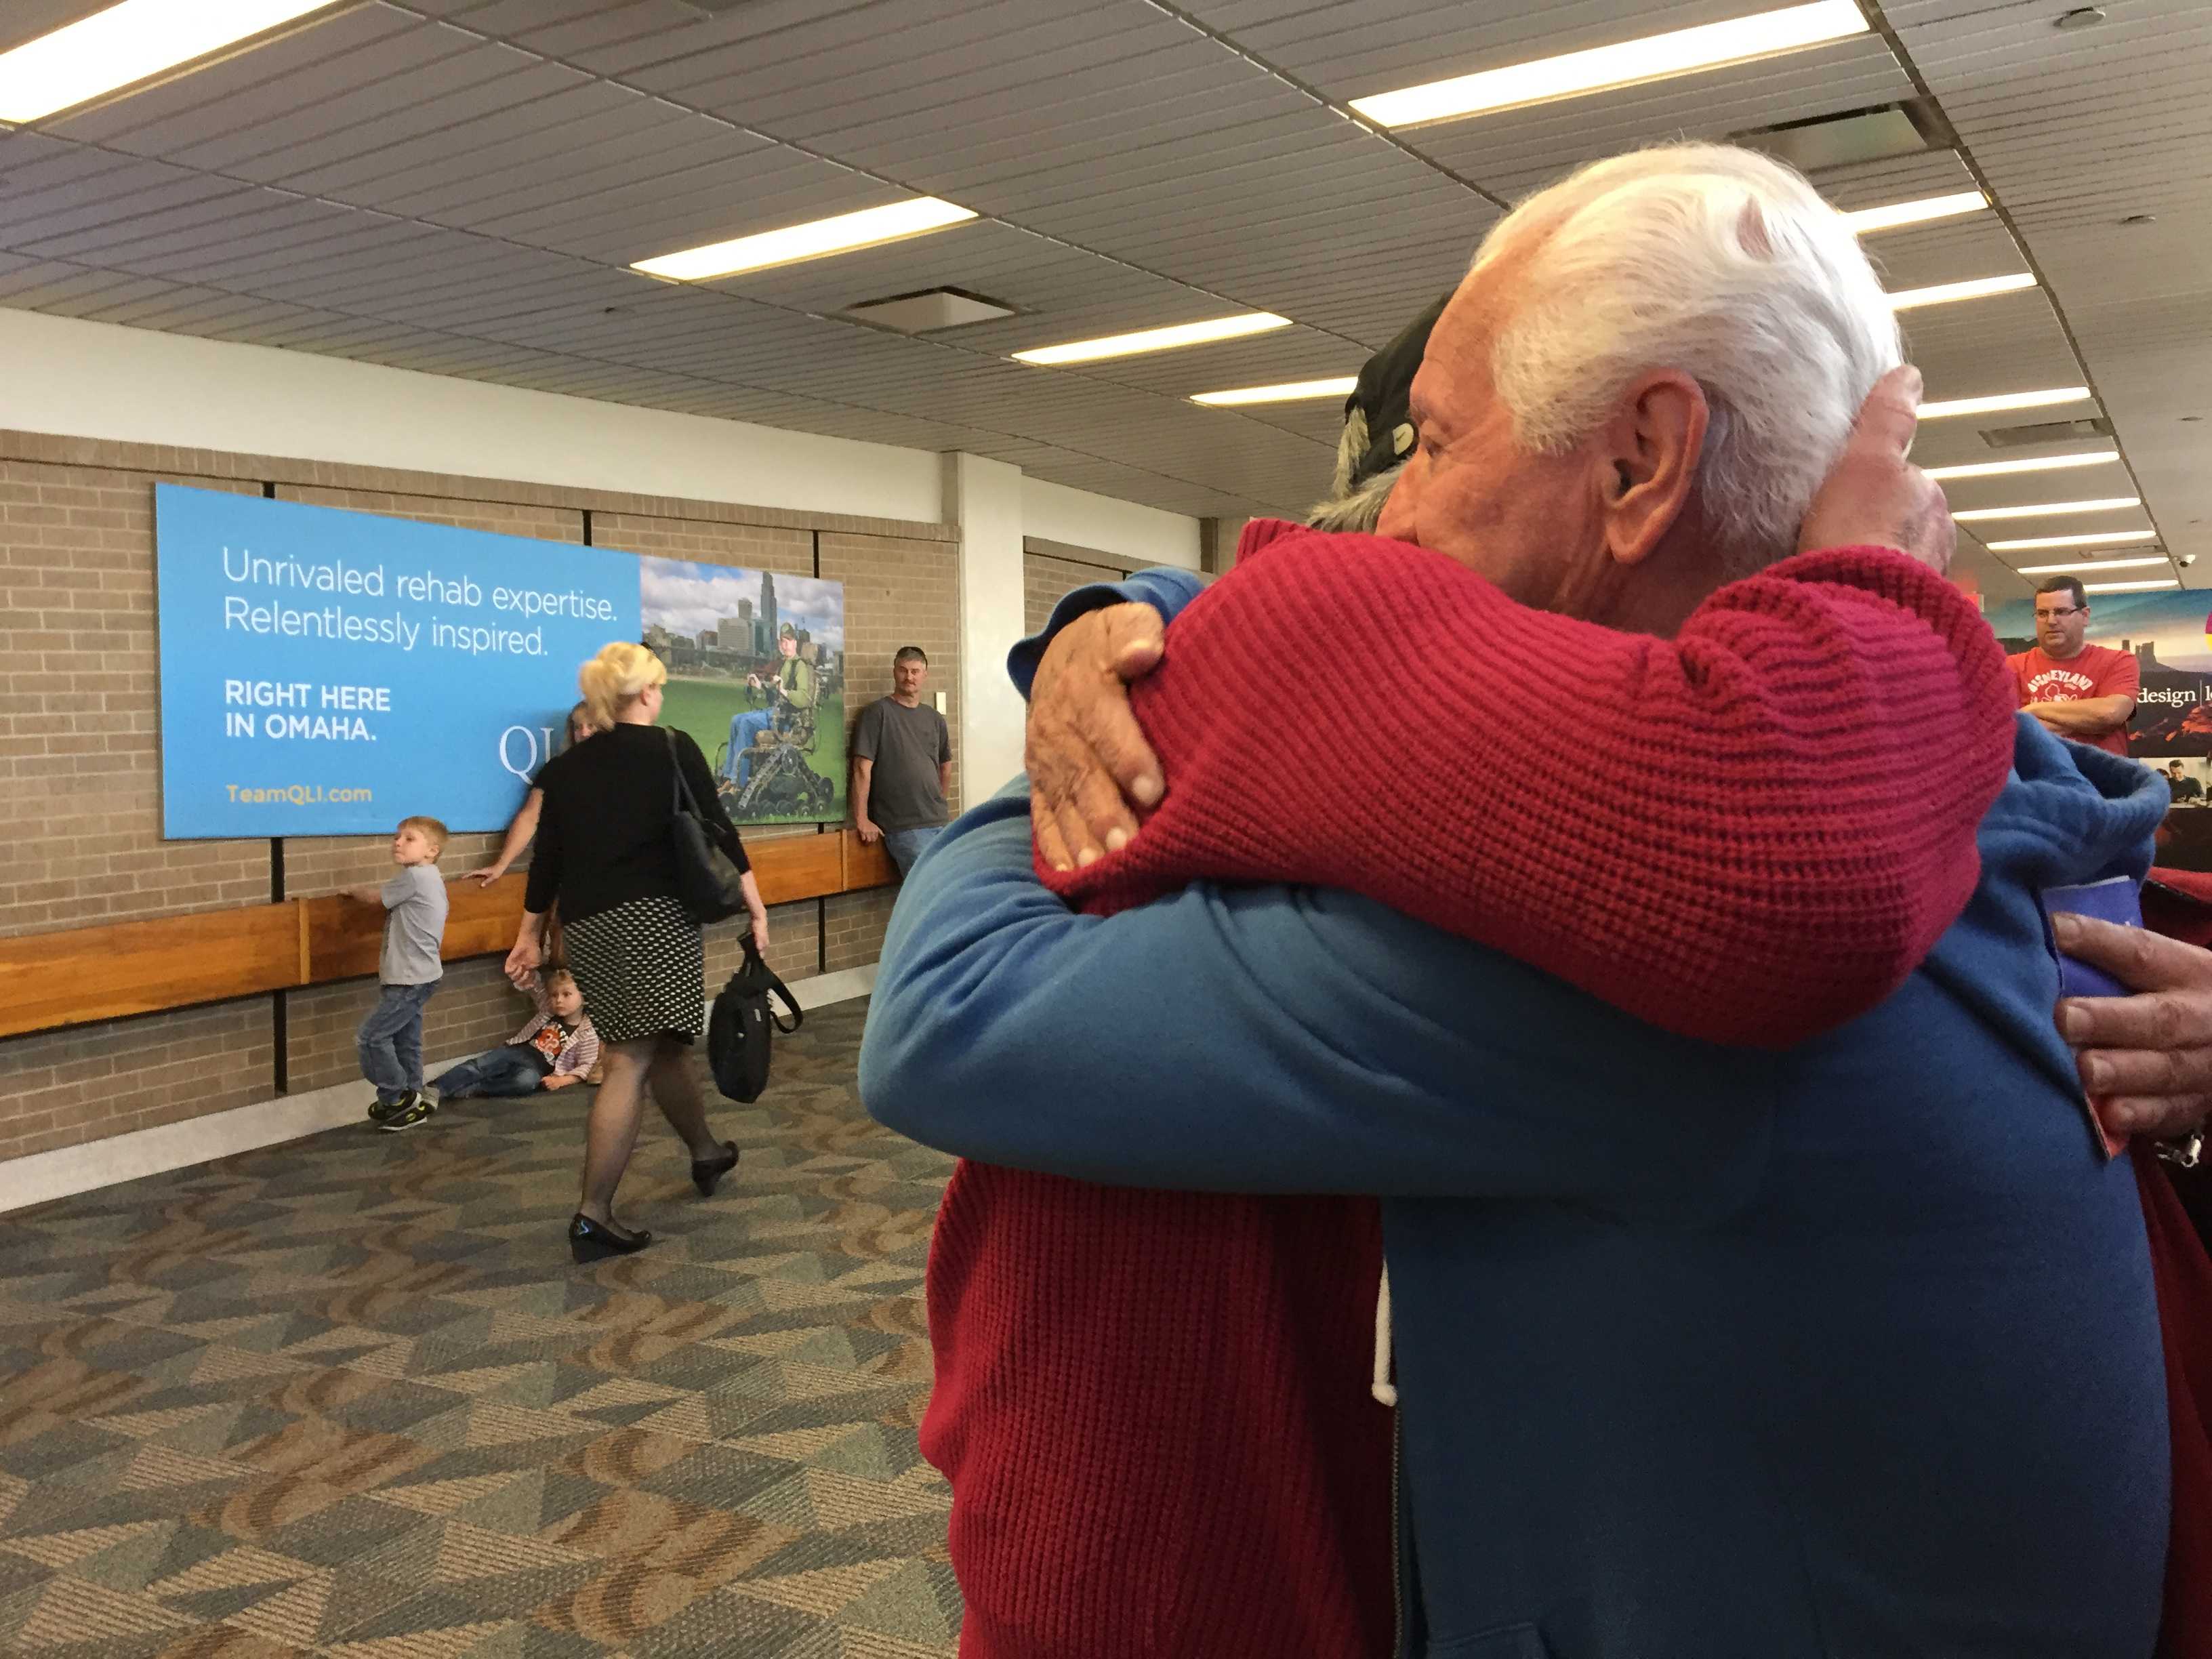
left=422, top=966, right=600, bottom=1108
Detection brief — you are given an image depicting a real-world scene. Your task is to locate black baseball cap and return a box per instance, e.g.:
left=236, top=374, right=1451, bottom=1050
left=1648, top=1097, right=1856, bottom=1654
left=1344, top=291, right=1453, bottom=489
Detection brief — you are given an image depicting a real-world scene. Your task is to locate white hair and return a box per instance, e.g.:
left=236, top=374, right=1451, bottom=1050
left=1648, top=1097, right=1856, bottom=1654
left=1473, top=144, right=1900, bottom=575
left=1304, top=403, right=1404, bottom=532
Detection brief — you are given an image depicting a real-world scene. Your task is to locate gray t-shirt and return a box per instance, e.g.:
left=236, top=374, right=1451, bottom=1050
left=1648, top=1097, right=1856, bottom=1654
left=853, top=696, right=951, bottom=831
left=380, top=864, right=449, bottom=985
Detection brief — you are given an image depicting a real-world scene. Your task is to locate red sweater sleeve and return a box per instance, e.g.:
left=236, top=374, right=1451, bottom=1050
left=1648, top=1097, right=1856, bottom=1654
left=1040, top=527, right=2016, bottom=1049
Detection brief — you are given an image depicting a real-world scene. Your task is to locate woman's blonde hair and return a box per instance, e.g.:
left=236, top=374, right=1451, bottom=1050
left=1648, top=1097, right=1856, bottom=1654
left=578, top=642, right=666, bottom=729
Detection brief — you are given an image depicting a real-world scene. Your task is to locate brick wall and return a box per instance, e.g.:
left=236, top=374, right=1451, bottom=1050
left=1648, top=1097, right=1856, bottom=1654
left=0, top=433, right=954, bottom=1166
left=825, top=531, right=962, bottom=817
left=0, top=999, right=274, bottom=1162
left=825, top=887, right=899, bottom=974
left=0, top=461, right=270, bottom=939
left=1023, top=549, right=1137, bottom=639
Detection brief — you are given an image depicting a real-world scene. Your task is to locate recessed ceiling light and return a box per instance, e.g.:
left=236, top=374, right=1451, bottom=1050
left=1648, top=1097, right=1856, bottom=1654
left=1191, top=377, right=1359, bottom=407
left=1986, top=530, right=2158, bottom=551
left=1887, top=272, right=2039, bottom=310
left=0, top=0, right=348, bottom=123
left=1918, top=387, right=2089, bottom=420
left=1925, top=451, right=2122, bottom=480
left=632, top=198, right=977, bottom=281
left=2016, top=556, right=2173, bottom=575
left=1014, top=313, right=1292, bottom=367
left=1952, top=496, right=2141, bottom=521
left=1840, top=190, right=1989, bottom=234
left=1347, top=0, right=1866, bottom=129
left=2085, top=579, right=2177, bottom=594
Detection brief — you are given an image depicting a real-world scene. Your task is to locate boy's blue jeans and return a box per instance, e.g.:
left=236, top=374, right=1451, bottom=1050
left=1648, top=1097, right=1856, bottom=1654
left=358, top=981, right=436, bottom=1105
left=434, top=1044, right=551, bottom=1099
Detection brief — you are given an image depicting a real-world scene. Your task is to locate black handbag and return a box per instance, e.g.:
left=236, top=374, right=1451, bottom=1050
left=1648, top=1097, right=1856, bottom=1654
left=666, top=728, right=748, bottom=923
left=709, top=938, right=802, bottom=1102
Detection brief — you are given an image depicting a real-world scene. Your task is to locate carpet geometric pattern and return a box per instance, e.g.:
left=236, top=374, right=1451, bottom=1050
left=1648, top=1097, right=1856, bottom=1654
left=0, top=999, right=964, bottom=1658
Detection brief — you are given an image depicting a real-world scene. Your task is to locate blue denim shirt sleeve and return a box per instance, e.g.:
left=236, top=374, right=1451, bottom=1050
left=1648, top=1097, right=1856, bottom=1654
left=1005, top=567, right=1206, bottom=700
left=859, top=779, right=1770, bottom=1213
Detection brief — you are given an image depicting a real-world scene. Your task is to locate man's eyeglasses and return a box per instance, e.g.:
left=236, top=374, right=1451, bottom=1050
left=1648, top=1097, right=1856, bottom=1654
left=2036, top=605, right=2084, bottom=619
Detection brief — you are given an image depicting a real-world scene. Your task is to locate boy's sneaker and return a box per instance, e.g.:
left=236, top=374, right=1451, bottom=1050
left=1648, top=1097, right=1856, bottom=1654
left=377, top=1091, right=438, bottom=1133
left=367, top=1092, right=413, bottom=1125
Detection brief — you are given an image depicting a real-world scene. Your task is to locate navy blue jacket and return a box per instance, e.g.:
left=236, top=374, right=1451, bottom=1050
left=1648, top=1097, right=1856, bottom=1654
left=863, top=577, right=2169, bottom=1658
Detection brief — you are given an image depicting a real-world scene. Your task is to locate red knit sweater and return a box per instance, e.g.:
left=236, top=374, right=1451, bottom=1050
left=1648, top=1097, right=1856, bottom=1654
left=923, top=523, right=2017, bottom=1658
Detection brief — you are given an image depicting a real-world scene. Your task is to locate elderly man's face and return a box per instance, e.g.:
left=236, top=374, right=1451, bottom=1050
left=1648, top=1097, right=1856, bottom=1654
left=1378, top=243, right=1606, bottom=611
left=1377, top=236, right=1706, bottom=628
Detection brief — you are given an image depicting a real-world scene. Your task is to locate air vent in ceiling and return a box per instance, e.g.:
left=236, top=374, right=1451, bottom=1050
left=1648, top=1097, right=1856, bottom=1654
left=1980, top=416, right=2116, bottom=449
left=1732, top=100, right=1948, bottom=173
left=844, top=287, right=1018, bottom=334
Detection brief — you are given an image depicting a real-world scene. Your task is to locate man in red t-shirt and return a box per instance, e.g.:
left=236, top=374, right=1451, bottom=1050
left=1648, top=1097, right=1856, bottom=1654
left=2009, top=574, right=2141, bottom=756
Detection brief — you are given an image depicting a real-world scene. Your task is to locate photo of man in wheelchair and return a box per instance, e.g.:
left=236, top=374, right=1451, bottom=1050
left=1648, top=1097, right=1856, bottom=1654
left=721, top=623, right=837, bottom=819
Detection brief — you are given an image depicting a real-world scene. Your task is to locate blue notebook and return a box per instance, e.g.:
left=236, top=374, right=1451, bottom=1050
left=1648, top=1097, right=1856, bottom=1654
left=2041, top=875, right=2143, bottom=1158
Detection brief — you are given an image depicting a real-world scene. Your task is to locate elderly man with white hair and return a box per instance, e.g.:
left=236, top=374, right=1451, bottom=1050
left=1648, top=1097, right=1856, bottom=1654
left=864, top=144, right=2169, bottom=1659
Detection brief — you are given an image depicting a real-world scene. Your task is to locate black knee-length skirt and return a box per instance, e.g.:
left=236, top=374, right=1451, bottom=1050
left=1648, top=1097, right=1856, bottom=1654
left=561, top=895, right=704, bottom=1045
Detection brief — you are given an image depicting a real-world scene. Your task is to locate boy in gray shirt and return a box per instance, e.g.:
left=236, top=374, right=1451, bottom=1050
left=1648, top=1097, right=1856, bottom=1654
left=348, top=815, right=451, bottom=1130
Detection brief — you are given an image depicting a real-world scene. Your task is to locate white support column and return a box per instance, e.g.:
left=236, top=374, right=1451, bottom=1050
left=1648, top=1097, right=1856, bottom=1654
left=944, top=452, right=1029, bottom=804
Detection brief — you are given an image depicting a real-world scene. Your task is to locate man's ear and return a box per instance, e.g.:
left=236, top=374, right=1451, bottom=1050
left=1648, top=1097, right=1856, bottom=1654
left=1592, top=371, right=1708, bottom=567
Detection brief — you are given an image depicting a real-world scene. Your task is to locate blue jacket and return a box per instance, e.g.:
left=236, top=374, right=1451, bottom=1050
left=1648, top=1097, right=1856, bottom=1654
left=862, top=573, right=2170, bottom=1659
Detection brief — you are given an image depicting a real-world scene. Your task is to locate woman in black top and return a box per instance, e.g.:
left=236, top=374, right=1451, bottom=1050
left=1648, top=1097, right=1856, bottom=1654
left=507, top=642, right=769, bottom=1261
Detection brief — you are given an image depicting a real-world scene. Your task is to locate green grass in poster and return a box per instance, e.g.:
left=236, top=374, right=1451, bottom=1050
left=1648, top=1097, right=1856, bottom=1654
left=659, top=676, right=846, bottom=826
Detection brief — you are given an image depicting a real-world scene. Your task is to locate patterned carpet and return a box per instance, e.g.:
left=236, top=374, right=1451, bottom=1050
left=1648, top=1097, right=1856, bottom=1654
left=0, top=999, right=968, bottom=1658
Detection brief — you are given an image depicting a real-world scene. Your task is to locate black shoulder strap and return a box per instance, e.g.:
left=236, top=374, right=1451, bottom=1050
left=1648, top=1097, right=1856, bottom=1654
left=666, top=725, right=706, bottom=819
left=743, top=937, right=803, bottom=1032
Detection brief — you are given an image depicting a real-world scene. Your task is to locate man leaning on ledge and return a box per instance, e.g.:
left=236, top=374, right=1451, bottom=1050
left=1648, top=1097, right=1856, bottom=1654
left=851, top=645, right=951, bottom=876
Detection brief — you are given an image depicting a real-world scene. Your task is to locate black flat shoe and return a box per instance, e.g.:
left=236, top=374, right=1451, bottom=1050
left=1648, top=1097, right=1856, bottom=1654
left=569, top=1214, right=651, bottom=1263
left=691, top=1141, right=740, bottom=1197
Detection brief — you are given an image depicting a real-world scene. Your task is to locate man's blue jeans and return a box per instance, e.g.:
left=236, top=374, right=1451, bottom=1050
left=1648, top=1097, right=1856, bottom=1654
left=726, top=708, right=774, bottom=785
left=359, top=981, right=436, bottom=1105
left=883, top=825, right=943, bottom=876
left=433, top=1044, right=550, bottom=1099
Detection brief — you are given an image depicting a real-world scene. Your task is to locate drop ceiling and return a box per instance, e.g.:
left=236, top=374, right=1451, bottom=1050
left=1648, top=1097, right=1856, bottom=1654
left=0, top=0, right=2204, bottom=601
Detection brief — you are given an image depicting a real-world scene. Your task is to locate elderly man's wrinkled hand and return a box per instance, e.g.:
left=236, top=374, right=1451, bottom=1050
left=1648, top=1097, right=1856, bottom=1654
left=1797, top=365, right=1955, bottom=575
left=1027, top=602, right=1167, bottom=872
left=2051, top=911, right=2212, bottom=1145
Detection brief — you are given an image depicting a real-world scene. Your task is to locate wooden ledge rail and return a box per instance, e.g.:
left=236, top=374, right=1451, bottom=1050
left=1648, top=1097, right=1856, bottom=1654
left=0, top=830, right=899, bottom=1040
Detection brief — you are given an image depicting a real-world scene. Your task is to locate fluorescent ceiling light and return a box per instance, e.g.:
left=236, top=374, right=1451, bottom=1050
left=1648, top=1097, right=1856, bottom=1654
left=1015, top=313, right=1291, bottom=367
left=1887, top=272, right=2039, bottom=310
left=1987, top=530, right=2158, bottom=551
left=1191, top=377, right=1359, bottom=407
left=1919, top=387, right=2090, bottom=420
left=632, top=198, right=977, bottom=281
left=1925, top=451, right=2121, bottom=481
left=1841, top=191, right=1989, bottom=235
left=2085, top=579, right=2179, bottom=594
left=1348, top=0, right=1866, bottom=128
left=1953, top=497, right=2140, bottom=522
left=2016, top=556, right=2173, bottom=575
left=0, top=0, right=348, bottom=123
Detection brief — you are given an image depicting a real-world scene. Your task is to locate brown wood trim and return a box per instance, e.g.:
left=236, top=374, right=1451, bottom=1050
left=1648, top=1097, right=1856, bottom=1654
left=0, top=904, right=304, bottom=1039
left=0, top=832, right=895, bottom=1041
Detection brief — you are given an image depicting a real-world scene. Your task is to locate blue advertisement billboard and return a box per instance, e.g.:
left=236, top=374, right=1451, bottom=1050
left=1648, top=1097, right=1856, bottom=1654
left=156, top=485, right=848, bottom=838
left=156, top=484, right=638, bottom=838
